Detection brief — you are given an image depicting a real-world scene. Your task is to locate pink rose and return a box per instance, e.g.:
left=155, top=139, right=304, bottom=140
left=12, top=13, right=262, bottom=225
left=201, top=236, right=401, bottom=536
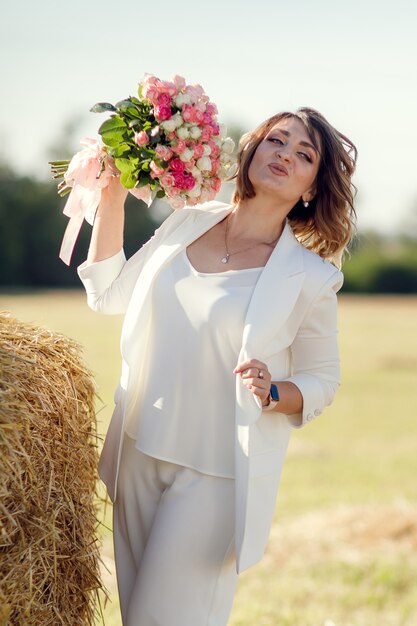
left=201, top=127, right=211, bottom=142
left=182, top=175, right=196, bottom=191
left=194, top=109, right=204, bottom=124
left=160, top=173, right=175, bottom=188
left=154, top=104, right=172, bottom=121
left=211, top=123, right=220, bottom=136
left=150, top=161, right=165, bottom=177
left=158, top=93, right=172, bottom=107
left=185, top=84, right=204, bottom=103
left=141, top=74, right=160, bottom=104
left=155, top=145, right=174, bottom=161
left=172, top=74, right=186, bottom=91
left=157, top=80, right=178, bottom=96
left=203, top=112, right=213, bottom=125
left=168, top=186, right=181, bottom=197
left=172, top=140, right=187, bottom=154
left=210, top=177, right=221, bottom=192
left=206, top=102, right=218, bottom=116
left=181, top=104, right=195, bottom=123
left=182, top=159, right=195, bottom=170
left=134, top=131, right=149, bottom=146
left=208, top=140, right=220, bottom=158
left=193, top=144, right=205, bottom=159
left=211, top=158, right=221, bottom=175
left=170, top=158, right=185, bottom=173
left=172, top=171, right=186, bottom=188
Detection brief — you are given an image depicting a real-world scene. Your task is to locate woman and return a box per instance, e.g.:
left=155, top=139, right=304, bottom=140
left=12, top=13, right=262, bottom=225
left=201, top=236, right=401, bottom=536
left=78, top=107, right=357, bottom=625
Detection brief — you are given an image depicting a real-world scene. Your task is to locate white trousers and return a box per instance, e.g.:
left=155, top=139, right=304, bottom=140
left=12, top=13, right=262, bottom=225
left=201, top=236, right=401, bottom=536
left=113, top=434, right=238, bottom=626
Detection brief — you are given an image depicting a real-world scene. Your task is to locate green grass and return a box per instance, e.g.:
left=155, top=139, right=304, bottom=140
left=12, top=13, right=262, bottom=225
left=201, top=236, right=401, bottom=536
left=1, top=292, right=417, bottom=625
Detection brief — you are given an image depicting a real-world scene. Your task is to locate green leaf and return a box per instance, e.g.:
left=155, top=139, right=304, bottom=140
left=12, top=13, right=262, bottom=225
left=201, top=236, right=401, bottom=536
left=128, top=119, right=143, bottom=129
left=114, top=157, right=133, bottom=171
left=99, top=116, right=128, bottom=147
left=90, top=102, right=116, bottom=113
left=119, top=169, right=137, bottom=188
left=109, top=143, right=131, bottom=158
left=99, top=115, right=127, bottom=134
left=156, top=189, right=166, bottom=198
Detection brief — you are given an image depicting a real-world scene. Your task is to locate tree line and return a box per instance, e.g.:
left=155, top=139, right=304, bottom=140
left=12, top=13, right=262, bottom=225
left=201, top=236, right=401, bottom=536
left=1, top=165, right=416, bottom=293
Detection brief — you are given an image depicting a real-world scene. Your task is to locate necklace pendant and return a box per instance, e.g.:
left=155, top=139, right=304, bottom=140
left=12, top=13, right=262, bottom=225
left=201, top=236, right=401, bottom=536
left=221, top=254, right=230, bottom=264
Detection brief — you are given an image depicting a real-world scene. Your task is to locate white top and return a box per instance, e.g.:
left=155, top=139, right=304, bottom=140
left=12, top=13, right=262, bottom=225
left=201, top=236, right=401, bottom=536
left=124, top=248, right=262, bottom=478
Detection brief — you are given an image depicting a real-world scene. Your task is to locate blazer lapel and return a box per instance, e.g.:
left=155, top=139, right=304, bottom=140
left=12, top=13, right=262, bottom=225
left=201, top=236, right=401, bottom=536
left=242, top=220, right=305, bottom=354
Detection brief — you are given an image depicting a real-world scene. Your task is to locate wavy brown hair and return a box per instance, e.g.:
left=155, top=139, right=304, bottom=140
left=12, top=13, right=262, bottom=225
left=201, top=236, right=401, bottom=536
left=231, top=108, right=357, bottom=264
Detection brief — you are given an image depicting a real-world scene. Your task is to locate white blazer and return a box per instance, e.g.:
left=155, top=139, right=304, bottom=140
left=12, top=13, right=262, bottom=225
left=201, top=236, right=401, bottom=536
left=78, top=201, right=343, bottom=573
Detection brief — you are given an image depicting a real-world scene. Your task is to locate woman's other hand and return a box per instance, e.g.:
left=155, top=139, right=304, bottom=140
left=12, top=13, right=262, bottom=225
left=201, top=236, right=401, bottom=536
left=233, top=358, right=271, bottom=406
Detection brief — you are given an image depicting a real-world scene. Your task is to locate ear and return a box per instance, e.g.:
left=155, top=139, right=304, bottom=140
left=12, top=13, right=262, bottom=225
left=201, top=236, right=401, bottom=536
left=302, top=184, right=317, bottom=204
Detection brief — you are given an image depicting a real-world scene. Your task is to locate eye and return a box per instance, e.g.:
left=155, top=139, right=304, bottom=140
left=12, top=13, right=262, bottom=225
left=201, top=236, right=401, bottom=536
left=298, top=151, right=313, bottom=162
left=267, top=137, right=284, bottom=145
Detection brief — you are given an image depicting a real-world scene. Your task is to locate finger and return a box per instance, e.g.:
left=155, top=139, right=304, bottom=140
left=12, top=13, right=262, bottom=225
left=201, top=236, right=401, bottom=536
left=245, top=382, right=269, bottom=400
left=243, top=377, right=269, bottom=390
left=233, top=359, right=267, bottom=374
left=240, top=367, right=261, bottom=379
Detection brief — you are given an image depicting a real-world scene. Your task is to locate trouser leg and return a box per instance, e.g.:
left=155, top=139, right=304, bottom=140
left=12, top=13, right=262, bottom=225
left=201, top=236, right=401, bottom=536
left=113, top=435, right=165, bottom=623
left=113, top=434, right=238, bottom=626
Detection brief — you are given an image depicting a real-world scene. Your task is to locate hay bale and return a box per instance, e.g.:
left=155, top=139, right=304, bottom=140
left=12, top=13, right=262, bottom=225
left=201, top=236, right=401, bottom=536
left=0, top=313, right=104, bottom=625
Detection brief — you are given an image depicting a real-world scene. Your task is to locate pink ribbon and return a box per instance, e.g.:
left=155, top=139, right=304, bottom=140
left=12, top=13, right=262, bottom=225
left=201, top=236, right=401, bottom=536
left=59, top=139, right=114, bottom=265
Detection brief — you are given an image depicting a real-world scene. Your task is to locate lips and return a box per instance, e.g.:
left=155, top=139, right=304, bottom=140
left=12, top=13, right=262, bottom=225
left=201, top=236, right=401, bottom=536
left=268, top=163, right=288, bottom=176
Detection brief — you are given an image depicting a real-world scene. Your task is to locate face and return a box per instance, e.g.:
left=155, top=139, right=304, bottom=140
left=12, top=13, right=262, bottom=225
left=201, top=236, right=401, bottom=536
left=248, top=116, right=321, bottom=207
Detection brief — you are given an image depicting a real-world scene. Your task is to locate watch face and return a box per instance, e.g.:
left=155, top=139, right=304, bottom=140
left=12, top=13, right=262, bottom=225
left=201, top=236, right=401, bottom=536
left=270, top=384, right=280, bottom=402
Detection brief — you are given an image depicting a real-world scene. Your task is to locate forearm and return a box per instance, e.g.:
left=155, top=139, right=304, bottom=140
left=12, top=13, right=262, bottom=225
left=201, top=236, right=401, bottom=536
left=86, top=180, right=127, bottom=264
left=264, top=380, right=303, bottom=419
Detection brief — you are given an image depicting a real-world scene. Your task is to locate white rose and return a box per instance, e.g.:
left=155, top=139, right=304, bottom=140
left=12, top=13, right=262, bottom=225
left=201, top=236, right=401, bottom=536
left=203, top=144, right=211, bottom=156
left=217, top=166, right=229, bottom=180
left=172, top=112, right=183, bottom=128
left=220, top=152, right=232, bottom=164
left=177, top=126, right=190, bottom=139
left=161, top=119, right=177, bottom=133
left=175, top=93, right=191, bottom=107
left=189, top=126, right=202, bottom=140
left=179, top=148, right=194, bottom=162
left=191, top=166, right=201, bottom=178
left=226, top=162, right=238, bottom=177
left=196, top=156, right=212, bottom=171
left=195, top=101, right=206, bottom=112
left=187, top=184, right=201, bottom=198
left=221, top=137, right=235, bottom=154
left=219, top=123, right=228, bottom=138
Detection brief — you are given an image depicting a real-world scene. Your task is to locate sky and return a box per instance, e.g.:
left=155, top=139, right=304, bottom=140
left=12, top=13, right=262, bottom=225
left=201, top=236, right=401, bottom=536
left=1, top=0, right=417, bottom=234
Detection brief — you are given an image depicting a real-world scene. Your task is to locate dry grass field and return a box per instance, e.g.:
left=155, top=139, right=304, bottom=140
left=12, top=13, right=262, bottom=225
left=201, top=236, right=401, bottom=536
left=1, top=291, right=416, bottom=626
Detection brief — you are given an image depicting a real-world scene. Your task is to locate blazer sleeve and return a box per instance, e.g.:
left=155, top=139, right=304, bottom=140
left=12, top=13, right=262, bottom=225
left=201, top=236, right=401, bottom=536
left=77, top=220, right=168, bottom=315
left=284, top=269, right=344, bottom=428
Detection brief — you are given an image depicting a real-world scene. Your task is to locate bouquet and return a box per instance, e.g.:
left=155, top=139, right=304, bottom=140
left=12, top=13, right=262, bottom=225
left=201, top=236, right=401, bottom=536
left=50, top=73, right=237, bottom=265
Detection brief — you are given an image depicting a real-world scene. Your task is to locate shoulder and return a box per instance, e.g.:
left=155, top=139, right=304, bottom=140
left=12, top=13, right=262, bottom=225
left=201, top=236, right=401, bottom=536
left=295, top=239, right=344, bottom=300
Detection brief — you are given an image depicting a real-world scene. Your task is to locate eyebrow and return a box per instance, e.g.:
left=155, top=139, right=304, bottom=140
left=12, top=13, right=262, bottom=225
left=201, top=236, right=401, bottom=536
left=272, top=129, right=320, bottom=155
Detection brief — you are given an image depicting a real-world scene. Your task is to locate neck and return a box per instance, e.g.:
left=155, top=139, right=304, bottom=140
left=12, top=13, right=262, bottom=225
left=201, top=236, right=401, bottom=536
left=231, top=193, right=292, bottom=242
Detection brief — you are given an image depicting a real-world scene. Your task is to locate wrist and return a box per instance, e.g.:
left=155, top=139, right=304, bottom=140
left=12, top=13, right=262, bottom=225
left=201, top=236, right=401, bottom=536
left=262, top=383, right=280, bottom=411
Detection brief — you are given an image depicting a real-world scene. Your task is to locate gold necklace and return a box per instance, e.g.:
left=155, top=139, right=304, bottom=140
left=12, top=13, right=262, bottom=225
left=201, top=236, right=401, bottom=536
left=221, top=214, right=281, bottom=264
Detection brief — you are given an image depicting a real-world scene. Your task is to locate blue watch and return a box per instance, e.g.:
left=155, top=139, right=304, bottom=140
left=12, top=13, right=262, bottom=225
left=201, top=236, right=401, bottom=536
left=263, top=383, right=280, bottom=411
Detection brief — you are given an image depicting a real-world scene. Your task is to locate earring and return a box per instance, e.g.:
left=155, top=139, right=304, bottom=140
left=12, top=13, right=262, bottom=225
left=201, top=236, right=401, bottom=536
left=303, top=200, right=309, bottom=208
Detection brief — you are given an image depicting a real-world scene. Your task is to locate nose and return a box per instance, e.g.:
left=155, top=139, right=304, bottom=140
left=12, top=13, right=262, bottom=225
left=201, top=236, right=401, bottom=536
left=275, top=146, right=291, bottom=163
